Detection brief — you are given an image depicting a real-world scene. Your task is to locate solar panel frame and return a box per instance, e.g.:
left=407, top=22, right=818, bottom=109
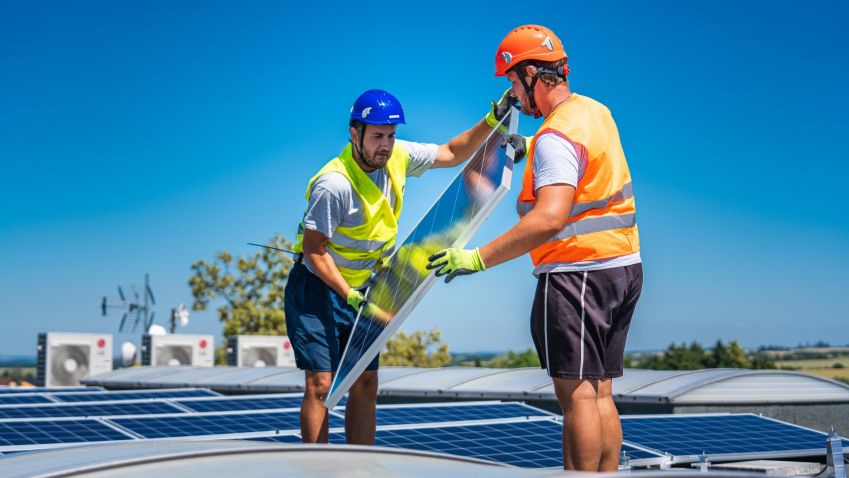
left=49, top=388, right=221, bottom=402
left=0, top=394, right=57, bottom=405
left=337, top=401, right=557, bottom=427
left=0, top=400, right=187, bottom=419
left=620, top=412, right=849, bottom=464
left=170, top=392, right=305, bottom=413
left=0, top=387, right=103, bottom=394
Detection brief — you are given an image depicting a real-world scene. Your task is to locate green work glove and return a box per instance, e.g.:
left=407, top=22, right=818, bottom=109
left=485, top=89, right=518, bottom=129
left=426, top=247, right=487, bottom=283
left=346, top=289, right=365, bottom=310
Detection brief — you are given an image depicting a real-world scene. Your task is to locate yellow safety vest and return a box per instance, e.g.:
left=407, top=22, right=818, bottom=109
left=294, top=143, right=409, bottom=288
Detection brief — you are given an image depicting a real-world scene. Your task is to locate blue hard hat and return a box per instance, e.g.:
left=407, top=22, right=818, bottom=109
left=350, top=89, right=406, bottom=125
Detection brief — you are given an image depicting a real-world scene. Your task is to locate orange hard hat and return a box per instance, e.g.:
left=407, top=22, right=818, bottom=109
left=494, top=25, right=568, bottom=76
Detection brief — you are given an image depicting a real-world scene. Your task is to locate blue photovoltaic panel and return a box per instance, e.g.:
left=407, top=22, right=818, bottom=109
left=0, top=387, right=102, bottom=394
left=52, top=388, right=219, bottom=402
left=0, top=395, right=54, bottom=406
left=177, top=396, right=304, bottom=413
left=368, top=403, right=551, bottom=427
left=0, top=401, right=185, bottom=419
left=0, top=419, right=132, bottom=447
left=621, top=414, right=849, bottom=459
left=111, top=411, right=343, bottom=439
left=318, top=419, right=663, bottom=468
left=325, top=111, right=518, bottom=408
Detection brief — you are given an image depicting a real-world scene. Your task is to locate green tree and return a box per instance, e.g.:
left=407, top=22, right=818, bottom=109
left=190, top=235, right=453, bottom=366
left=381, top=328, right=452, bottom=367
left=486, top=348, right=541, bottom=368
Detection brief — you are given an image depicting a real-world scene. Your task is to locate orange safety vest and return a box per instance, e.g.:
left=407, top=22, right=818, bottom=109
left=517, top=93, right=639, bottom=266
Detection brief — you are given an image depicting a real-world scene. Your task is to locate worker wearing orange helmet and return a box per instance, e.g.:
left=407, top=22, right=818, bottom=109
left=428, top=25, right=642, bottom=471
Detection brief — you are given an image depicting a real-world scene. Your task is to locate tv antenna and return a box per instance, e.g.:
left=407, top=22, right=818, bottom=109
left=170, top=303, right=190, bottom=333
left=101, top=273, right=156, bottom=332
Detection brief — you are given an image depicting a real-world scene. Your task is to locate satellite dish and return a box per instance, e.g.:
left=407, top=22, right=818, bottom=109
left=148, top=324, right=168, bottom=336
left=177, top=304, right=190, bottom=327
left=121, top=341, right=137, bottom=366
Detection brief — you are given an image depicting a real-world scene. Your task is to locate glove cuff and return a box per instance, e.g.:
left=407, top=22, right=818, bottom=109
left=485, top=109, right=500, bottom=129
left=473, top=248, right=487, bottom=271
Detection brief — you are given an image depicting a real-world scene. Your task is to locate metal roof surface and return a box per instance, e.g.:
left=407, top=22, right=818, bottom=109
left=83, top=366, right=849, bottom=404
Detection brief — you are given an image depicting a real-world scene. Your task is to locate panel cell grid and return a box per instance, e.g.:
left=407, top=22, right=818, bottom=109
left=178, top=396, right=304, bottom=413
left=111, top=411, right=342, bottom=439
left=371, top=403, right=551, bottom=426
left=0, top=395, right=54, bottom=406
left=0, top=401, right=185, bottom=419
left=621, top=414, right=849, bottom=458
left=0, top=387, right=101, bottom=394
left=52, top=389, right=219, bottom=403
left=0, top=419, right=132, bottom=446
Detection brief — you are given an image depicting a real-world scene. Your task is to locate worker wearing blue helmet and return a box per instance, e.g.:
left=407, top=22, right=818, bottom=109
left=285, top=89, right=519, bottom=445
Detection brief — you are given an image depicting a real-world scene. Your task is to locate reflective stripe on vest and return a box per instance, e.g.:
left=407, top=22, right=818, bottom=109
left=294, top=143, right=410, bottom=287
left=517, top=93, right=639, bottom=265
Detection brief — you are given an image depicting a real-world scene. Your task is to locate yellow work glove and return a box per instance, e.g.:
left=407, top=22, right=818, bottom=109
left=346, top=289, right=365, bottom=311
left=426, top=247, right=487, bottom=283
left=485, top=89, right=519, bottom=129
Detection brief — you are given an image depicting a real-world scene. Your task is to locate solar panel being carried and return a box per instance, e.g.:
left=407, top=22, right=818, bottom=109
left=325, top=110, right=519, bottom=408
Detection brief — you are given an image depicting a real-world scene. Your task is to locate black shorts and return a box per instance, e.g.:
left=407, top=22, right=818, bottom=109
left=530, top=263, right=643, bottom=380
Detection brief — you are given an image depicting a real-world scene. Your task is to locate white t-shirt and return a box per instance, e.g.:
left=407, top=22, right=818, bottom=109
left=301, top=140, right=438, bottom=273
left=531, top=132, right=641, bottom=276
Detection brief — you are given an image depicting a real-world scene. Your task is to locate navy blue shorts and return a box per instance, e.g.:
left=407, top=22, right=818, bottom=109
left=284, top=261, right=379, bottom=372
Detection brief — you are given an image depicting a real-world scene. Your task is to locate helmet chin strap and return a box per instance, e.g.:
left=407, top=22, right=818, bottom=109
left=516, top=64, right=569, bottom=119
left=353, top=126, right=382, bottom=171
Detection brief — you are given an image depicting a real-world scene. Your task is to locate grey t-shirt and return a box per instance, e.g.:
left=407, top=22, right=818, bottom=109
left=301, top=140, right=438, bottom=254
left=531, top=132, right=641, bottom=275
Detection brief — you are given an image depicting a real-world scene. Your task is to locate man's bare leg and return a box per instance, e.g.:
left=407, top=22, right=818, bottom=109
left=553, top=378, right=602, bottom=471
left=345, top=370, right=378, bottom=445
left=597, top=379, right=622, bottom=471
left=301, top=370, right=331, bottom=443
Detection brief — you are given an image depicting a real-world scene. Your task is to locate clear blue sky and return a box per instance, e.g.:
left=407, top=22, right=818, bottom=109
left=2, top=1, right=847, bottom=356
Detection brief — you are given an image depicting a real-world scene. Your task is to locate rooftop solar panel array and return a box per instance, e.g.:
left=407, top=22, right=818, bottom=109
left=0, top=386, right=844, bottom=471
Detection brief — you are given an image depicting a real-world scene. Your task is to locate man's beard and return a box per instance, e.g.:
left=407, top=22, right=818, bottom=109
left=361, top=148, right=391, bottom=169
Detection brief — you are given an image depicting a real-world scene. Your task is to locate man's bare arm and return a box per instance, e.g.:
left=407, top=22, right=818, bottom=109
left=301, top=228, right=352, bottom=298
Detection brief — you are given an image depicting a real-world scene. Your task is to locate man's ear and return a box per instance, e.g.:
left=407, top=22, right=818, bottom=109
left=524, top=64, right=538, bottom=78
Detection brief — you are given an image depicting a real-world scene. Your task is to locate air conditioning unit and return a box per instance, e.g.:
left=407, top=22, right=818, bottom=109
left=37, top=332, right=113, bottom=387
left=227, top=335, right=296, bottom=367
left=141, top=334, right=214, bottom=367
